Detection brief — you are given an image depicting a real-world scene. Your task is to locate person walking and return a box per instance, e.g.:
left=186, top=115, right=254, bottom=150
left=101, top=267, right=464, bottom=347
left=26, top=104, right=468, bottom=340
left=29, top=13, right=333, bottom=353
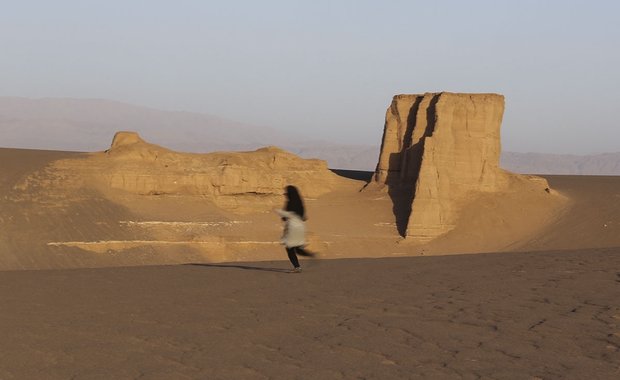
left=275, top=185, right=315, bottom=273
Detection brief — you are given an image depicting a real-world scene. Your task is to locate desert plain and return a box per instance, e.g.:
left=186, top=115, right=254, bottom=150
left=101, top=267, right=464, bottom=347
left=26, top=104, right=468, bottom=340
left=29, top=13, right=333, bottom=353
left=1, top=93, right=619, bottom=379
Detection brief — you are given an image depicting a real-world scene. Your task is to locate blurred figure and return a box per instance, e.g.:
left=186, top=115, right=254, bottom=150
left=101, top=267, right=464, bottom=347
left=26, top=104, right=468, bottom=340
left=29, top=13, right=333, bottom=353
left=275, top=185, right=315, bottom=272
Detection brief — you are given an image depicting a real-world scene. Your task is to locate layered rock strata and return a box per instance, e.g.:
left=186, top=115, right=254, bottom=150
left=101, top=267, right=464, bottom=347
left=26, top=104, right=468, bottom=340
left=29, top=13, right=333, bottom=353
left=374, top=92, right=549, bottom=241
left=17, top=132, right=349, bottom=210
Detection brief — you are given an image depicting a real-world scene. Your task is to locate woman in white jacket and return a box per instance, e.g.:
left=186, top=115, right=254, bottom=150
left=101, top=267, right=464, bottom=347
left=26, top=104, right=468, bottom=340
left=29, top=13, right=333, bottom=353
left=275, top=185, right=314, bottom=272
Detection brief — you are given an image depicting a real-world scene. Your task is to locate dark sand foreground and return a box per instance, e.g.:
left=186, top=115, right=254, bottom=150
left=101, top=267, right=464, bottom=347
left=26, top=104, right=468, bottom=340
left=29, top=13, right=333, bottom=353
left=1, top=248, right=619, bottom=379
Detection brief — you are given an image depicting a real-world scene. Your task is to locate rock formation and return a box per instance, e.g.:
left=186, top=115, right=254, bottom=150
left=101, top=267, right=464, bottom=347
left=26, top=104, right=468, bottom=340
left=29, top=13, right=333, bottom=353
left=373, top=92, right=550, bottom=241
left=18, top=132, right=352, bottom=210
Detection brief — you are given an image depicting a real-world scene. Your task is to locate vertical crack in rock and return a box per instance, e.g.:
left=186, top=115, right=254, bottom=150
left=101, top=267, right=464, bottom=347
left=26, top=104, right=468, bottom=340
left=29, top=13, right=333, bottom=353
left=373, top=94, right=424, bottom=236
left=370, top=92, right=551, bottom=241
left=425, top=93, right=441, bottom=138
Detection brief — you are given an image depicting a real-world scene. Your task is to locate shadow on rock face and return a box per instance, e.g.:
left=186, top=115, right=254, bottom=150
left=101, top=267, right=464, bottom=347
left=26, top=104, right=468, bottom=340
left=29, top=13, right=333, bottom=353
left=330, top=169, right=374, bottom=182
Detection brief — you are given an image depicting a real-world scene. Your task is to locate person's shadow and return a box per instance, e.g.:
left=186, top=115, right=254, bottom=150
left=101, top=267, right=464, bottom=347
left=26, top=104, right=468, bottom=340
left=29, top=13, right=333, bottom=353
left=186, top=263, right=293, bottom=273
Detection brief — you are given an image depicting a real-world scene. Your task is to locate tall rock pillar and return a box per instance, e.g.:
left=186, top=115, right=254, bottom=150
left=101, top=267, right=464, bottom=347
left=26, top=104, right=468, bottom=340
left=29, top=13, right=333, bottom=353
left=373, top=92, right=513, bottom=241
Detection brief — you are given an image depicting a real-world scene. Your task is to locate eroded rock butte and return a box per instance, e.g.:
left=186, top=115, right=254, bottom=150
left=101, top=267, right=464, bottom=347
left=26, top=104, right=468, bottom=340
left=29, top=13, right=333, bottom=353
left=371, top=92, right=551, bottom=241
left=18, top=131, right=352, bottom=211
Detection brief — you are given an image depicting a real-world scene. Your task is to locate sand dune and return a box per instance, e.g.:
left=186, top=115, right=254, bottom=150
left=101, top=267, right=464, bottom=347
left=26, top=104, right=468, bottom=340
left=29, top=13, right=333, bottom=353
left=518, top=175, right=620, bottom=251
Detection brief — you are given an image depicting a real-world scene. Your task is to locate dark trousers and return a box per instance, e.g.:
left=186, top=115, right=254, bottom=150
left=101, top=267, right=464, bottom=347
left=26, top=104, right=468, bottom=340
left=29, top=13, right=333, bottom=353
left=285, top=246, right=314, bottom=268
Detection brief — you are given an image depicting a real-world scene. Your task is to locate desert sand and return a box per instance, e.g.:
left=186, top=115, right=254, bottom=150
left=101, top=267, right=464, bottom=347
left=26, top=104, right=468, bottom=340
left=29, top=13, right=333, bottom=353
left=0, top=249, right=618, bottom=379
left=1, top=92, right=619, bottom=378
left=0, top=148, right=582, bottom=270
left=1, top=146, right=619, bottom=379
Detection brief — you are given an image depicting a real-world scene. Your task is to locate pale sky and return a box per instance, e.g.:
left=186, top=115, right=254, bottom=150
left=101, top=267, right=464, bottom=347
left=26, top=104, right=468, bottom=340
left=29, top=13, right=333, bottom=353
left=1, top=0, right=619, bottom=154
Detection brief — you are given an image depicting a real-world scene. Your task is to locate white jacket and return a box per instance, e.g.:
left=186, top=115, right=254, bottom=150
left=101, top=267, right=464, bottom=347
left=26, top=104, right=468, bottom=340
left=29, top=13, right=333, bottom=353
left=275, top=209, right=306, bottom=248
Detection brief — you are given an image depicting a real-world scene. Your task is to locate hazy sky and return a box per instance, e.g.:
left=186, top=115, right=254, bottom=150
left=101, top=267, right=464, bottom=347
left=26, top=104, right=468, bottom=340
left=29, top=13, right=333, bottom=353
left=1, top=0, right=619, bottom=154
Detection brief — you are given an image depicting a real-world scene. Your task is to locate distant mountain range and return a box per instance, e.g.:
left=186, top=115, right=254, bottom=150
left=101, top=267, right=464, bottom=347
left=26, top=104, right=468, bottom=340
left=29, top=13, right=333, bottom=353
left=0, top=96, right=300, bottom=152
left=500, top=152, right=620, bottom=176
left=1, top=97, right=618, bottom=174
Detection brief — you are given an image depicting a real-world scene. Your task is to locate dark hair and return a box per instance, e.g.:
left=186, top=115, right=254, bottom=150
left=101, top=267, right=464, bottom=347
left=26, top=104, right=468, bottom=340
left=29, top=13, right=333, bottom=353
left=285, top=185, right=305, bottom=220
